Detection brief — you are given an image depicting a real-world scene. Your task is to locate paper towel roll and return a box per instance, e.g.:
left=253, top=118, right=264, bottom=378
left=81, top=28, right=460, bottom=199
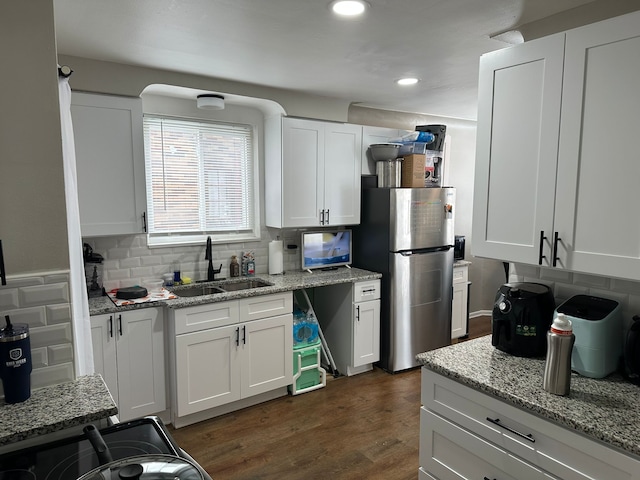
left=268, top=240, right=284, bottom=275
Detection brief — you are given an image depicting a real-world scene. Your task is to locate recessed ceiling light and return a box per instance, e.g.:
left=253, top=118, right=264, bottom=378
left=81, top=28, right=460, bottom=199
left=397, top=78, right=420, bottom=86
left=331, top=0, right=367, bottom=16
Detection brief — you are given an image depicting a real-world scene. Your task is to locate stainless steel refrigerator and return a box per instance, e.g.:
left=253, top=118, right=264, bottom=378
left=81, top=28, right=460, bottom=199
left=353, top=187, right=455, bottom=372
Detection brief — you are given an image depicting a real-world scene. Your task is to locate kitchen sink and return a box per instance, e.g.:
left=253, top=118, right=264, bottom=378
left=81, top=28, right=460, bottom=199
left=173, top=279, right=273, bottom=297
left=218, top=280, right=273, bottom=291
left=173, top=285, right=226, bottom=297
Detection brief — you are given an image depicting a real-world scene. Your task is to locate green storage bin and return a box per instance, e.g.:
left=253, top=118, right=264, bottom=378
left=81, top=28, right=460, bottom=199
left=289, top=340, right=326, bottom=395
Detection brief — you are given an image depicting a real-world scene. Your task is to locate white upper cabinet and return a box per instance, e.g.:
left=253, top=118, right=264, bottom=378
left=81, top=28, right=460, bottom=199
left=265, top=116, right=362, bottom=228
left=71, top=92, right=147, bottom=237
left=472, top=33, right=564, bottom=266
left=554, top=12, right=640, bottom=280
left=473, top=10, right=640, bottom=281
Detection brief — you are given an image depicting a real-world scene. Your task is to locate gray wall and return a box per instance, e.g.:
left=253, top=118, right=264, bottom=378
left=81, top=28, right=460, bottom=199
left=0, top=1, right=69, bottom=275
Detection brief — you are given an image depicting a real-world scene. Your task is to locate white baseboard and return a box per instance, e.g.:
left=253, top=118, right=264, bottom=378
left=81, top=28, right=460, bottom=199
left=470, top=310, right=492, bottom=319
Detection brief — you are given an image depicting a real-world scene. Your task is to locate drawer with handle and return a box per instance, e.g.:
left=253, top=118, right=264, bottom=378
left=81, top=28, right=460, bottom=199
left=353, top=280, right=381, bottom=302
left=421, top=370, right=638, bottom=480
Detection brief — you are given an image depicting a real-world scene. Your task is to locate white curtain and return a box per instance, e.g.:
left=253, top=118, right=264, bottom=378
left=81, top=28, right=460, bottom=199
left=58, top=73, right=94, bottom=376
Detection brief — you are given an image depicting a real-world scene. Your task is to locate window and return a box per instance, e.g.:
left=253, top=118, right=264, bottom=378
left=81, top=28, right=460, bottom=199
left=143, top=115, right=259, bottom=246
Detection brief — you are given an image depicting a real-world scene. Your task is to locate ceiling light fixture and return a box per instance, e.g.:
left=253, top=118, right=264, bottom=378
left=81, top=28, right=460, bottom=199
left=197, top=94, right=225, bottom=110
left=397, top=77, right=419, bottom=86
left=331, top=0, right=367, bottom=16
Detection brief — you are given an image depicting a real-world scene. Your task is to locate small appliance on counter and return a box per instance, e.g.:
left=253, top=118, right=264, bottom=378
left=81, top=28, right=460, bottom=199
left=454, top=235, right=465, bottom=260
left=625, top=315, right=640, bottom=383
left=555, top=294, right=622, bottom=378
left=83, top=243, right=104, bottom=297
left=492, top=282, right=555, bottom=357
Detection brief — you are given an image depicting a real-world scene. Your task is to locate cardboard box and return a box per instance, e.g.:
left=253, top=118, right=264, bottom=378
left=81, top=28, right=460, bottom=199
left=401, top=154, right=426, bottom=187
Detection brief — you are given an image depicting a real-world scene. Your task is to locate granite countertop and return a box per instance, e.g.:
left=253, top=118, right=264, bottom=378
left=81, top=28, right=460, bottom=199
left=416, top=335, right=640, bottom=457
left=89, top=267, right=382, bottom=315
left=0, top=373, right=117, bottom=446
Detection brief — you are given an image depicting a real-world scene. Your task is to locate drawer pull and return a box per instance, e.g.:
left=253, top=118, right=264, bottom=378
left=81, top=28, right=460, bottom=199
left=483, top=477, right=496, bottom=480
left=362, top=288, right=376, bottom=293
left=486, top=417, right=535, bottom=443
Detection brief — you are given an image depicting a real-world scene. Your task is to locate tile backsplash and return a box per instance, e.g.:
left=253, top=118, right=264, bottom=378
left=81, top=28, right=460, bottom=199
left=85, top=230, right=305, bottom=292
left=0, top=271, right=75, bottom=397
left=510, top=263, right=640, bottom=332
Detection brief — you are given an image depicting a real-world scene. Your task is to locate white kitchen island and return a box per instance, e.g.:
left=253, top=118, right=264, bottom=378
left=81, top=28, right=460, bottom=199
left=417, top=336, right=640, bottom=480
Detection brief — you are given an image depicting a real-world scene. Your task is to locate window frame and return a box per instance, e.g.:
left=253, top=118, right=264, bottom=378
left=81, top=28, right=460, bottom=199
left=143, top=113, right=261, bottom=247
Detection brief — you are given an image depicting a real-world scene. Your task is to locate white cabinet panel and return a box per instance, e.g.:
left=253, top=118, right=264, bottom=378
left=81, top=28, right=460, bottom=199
left=554, top=11, right=640, bottom=279
left=90, top=314, right=118, bottom=406
left=91, top=308, right=165, bottom=421
left=175, top=325, right=241, bottom=416
left=323, top=123, right=363, bottom=226
left=115, top=308, right=166, bottom=419
left=173, top=300, right=239, bottom=335
left=451, top=265, right=469, bottom=339
left=71, top=92, right=146, bottom=237
left=353, top=299, right=380, bottom=368
left=421, top=408, right=556, bottom=480
left=314, top=280, right=381, bottom=375
left=472, top=33, right=564, bottom=265
left=242, top=314, right=293, bottom=398
left=266, top=117, right=362, bottom=228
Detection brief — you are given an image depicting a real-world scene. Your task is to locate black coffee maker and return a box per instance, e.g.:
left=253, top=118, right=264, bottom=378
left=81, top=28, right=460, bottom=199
left=492, top=283, right=555, bottom=357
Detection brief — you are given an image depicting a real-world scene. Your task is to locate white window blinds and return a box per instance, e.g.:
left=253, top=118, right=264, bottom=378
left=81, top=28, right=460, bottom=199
left=143, top=116, right=255, bottom=242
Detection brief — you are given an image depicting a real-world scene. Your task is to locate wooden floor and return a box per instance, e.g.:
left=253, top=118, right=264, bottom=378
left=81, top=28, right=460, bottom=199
left=170, top=316, right=491, bottom=480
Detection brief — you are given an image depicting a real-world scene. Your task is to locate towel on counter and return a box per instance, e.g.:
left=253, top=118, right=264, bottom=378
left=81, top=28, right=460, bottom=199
left=107, top=288, right=177, bottom=307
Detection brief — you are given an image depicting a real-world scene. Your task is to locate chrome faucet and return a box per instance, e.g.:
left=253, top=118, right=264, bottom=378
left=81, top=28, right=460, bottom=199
left=205, top=236, right=222, bottom=281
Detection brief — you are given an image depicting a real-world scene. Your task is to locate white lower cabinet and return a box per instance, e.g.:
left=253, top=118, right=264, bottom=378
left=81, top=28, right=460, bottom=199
left=420, top=369, right=640, bottom=480
left=90, top=307, right=166, bottom=422
left=313, top=280, right=380, bottom=376
left=451, top=264, right=469, bottom=339
left=171, top=293, right=293, bottom=423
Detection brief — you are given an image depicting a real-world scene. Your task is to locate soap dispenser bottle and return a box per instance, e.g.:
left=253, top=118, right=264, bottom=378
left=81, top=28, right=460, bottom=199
left=230, top=256, right=240, bottom=277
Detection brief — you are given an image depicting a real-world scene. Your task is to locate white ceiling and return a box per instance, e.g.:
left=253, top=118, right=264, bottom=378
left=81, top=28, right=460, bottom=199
left=53, top=0, right=596, bottom=120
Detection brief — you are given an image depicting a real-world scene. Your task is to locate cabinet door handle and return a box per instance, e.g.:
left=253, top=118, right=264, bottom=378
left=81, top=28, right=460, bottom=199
left=538, top=230, right=547, bottom=265
left=326, top=209, right=330, bottom=224
left=142, top=212, right=147, bottom=233
left=118, top=314, right=123, bottom=337
left=242, top=325, right=246, bottom=345
left=235, top=327, right=240, bottom=347
left=356, top=305, right=360, bottom=322
left=108, top=316, right=113, bottom=338
left=552, top=231, right=561, bottom=267
left=486, top=417, right=535, bottom=443
left=320, top=209, right=325, bottom=225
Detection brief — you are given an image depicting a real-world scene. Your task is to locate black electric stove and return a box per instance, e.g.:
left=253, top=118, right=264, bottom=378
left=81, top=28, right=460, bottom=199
left=0, top=416, right=211, bottom=480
